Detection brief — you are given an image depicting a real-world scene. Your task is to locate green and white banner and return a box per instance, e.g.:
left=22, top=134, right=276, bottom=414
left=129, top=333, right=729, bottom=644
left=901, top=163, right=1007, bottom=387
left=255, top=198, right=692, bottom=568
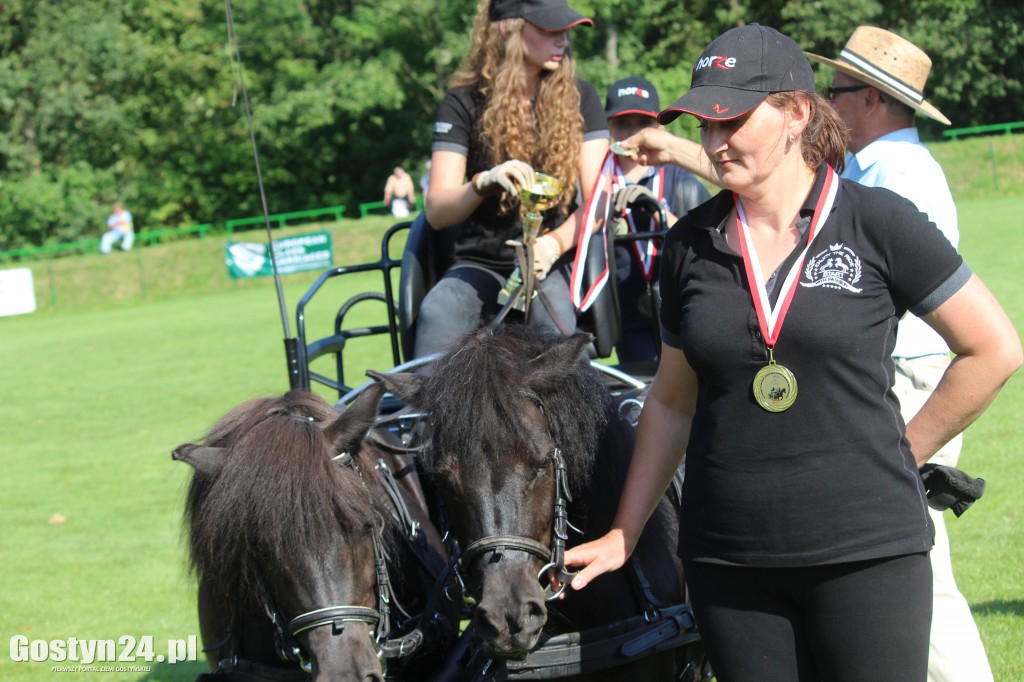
left=225, top=231, right=333, bottom=279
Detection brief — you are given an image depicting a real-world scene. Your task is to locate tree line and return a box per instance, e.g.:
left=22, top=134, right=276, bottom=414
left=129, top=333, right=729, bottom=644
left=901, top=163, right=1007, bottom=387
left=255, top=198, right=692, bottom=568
left=1, top=0, right=1020, bottom=251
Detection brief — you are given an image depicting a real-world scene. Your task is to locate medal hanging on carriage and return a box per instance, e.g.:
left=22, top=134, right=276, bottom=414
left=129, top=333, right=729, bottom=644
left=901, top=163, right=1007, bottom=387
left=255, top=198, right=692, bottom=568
left=735, top=166, right=838, bottom=412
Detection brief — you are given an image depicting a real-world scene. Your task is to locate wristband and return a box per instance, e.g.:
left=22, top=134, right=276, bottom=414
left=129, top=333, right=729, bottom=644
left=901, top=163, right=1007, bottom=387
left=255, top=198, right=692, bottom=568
left=471, top=172, right=487, bottom=197
left=548, top=230, right=568, bottom=256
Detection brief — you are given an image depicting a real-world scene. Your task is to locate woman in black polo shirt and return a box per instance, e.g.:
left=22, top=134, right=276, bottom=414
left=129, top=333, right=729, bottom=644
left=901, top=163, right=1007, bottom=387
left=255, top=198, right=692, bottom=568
left=562, top=25, right=1021, bottom=680
left=415, top=0, right=609, bottom=358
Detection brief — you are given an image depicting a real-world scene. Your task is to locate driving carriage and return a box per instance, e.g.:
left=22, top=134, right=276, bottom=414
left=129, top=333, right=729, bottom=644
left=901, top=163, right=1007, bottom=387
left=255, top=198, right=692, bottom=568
left=178, top=203, right=713, bottom=681
left=292, top=205, right=664, bottom=404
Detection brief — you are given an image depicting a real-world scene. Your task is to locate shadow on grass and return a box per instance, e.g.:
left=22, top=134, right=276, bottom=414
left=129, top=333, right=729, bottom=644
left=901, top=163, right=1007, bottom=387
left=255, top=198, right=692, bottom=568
left=138, top=660, right=207, bottom=681
left=972, top=599, right=1024, bottom=617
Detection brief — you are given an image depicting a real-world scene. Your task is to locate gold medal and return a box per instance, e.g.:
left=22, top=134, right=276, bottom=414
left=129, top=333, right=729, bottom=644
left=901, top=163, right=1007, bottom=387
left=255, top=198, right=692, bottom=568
left=752, top=348, right=797, bottom=412
left=735, top=170, right=839, bottom=415
left=637, top=286, right=653, bottom=319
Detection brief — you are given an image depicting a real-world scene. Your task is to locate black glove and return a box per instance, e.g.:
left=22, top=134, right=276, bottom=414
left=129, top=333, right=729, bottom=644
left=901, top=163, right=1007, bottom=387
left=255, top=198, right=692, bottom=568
left=920, top=463, right=986, bottom=517
left=613, top=184, right=658, bottom=214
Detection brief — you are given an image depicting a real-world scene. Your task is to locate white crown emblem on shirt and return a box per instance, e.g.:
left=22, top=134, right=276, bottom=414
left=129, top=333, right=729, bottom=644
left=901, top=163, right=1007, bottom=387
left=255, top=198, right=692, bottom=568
left=801, top=243, right=864, bottom=293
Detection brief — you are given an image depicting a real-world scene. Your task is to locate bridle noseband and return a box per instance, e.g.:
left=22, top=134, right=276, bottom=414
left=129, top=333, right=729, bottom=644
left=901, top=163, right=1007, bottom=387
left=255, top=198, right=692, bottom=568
left=456, top=447, right=578, bottom=601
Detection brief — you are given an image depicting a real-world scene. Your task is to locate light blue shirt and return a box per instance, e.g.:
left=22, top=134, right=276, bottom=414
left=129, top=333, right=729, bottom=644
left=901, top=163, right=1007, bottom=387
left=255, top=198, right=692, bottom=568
left=107, top=210, right=133, bottom=232
left=843, top=128, right=958, bottom=358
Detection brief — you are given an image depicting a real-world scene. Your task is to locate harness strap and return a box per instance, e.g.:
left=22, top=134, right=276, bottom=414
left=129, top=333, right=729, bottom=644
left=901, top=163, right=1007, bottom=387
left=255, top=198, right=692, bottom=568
left=201, top=605, right=238, bottom=655
left=626, top=556, right=671, bottom=616
left=502, top=603, right=699, bottom=680
left=375, top=458, right=420, bottom=541
left=378, top=556, right=456, bottom=660
left=204, top=656, right=311, bottom=682
left=461, top=535, right=552, bottom=567
left=287, top=605, right=381, bottom=636
left=534, top=285, right=575, bottom=337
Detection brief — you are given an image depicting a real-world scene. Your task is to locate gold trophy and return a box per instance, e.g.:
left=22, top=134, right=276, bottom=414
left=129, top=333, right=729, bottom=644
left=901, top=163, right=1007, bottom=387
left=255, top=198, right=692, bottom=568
left=497, top=172, right=564, bottom=314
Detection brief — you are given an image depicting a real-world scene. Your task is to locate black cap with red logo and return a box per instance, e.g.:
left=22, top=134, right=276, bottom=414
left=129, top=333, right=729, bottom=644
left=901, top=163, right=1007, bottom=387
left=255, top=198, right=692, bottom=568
left=658, top=24, right=815, bottom=125
left=490, top=0, right=593, bottom=32
left=604, top=76, right=661, bottom=119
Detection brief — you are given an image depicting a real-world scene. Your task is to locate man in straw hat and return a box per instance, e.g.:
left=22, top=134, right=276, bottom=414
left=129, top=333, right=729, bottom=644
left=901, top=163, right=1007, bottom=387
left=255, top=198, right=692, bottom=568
left=808, top=27, right=993, bottom=682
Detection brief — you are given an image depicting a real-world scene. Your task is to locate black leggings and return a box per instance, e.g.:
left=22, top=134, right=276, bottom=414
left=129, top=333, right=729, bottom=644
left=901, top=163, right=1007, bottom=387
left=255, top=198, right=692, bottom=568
left=684, top=553, right=932, bottom=682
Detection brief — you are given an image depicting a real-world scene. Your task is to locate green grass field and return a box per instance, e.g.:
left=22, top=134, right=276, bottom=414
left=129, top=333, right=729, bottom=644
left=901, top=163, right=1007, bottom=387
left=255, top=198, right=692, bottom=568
left=2, top=195, right=1023, bottom=681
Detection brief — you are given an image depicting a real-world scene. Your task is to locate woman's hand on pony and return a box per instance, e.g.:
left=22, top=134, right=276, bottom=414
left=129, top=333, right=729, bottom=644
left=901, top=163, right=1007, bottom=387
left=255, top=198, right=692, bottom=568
left=553, top=529, right=633, bottom=595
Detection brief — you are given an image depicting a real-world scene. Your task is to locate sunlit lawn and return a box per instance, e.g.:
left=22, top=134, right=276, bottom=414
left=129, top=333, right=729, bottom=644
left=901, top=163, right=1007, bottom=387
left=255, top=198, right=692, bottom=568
left=1, top=198, right=1021, bottom=680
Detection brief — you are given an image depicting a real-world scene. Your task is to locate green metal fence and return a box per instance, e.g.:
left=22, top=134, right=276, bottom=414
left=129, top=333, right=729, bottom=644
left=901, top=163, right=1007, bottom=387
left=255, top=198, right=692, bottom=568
left=942, top=121, right=1024, bottom=141
left=0, top=203, right=349, bottom=261
left=224, top=205, right=346, bottom=234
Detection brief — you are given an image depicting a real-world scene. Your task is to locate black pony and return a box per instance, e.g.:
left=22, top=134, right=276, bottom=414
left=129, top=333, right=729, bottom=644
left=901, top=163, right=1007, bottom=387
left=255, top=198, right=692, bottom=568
left=373, top=325, right=689, bottom=680
left=175, top=386, right=456, bottom=681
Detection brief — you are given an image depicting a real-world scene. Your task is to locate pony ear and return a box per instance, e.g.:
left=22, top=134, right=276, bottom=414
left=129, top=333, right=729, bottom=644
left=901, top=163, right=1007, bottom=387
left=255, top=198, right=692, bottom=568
left=172, top=444, right=226, bottom=476
left=367, top=370, right=426, bottom=407
left=324, top=382, right=385, bottom=456
left=527, top=331, right=593, bottom=391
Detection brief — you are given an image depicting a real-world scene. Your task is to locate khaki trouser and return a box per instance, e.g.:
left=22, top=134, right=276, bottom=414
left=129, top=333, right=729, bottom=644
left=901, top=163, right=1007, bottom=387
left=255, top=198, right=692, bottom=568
left=893, top=354, right=993, bottom=682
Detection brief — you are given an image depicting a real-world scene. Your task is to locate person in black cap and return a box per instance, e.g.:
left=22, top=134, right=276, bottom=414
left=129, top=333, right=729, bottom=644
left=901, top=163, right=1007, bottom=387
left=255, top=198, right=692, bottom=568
left=415, top=0, right=608, bottom=358
left=604, top=75, right=710, bottom=363
left=562, top=24, right=1021, bottom=681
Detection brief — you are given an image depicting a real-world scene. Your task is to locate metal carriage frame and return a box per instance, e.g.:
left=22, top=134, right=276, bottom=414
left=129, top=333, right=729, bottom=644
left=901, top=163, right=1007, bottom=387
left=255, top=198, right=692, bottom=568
left=291, top=207, right=669, bottom=406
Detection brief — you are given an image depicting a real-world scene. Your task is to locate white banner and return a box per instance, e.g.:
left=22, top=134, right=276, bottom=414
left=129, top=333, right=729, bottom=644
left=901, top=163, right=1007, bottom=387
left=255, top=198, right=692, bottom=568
left=0, top=267, right=37, bottom=317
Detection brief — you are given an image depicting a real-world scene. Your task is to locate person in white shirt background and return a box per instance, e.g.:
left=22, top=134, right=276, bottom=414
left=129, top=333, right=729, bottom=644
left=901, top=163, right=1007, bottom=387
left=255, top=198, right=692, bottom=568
left=808, top=26, right=993, bottom=682
left=100, top=201, right=134, bottom=254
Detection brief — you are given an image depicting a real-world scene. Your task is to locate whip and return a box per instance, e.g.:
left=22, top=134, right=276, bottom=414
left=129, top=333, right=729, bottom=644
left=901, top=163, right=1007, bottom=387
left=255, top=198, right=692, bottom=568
left=224, top=0, right=302, bottom=388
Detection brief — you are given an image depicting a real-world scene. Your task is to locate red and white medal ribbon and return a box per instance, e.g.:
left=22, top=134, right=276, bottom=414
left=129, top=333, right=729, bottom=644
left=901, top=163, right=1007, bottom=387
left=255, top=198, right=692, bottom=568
left=570, top=151, right=615, bottom=311
left=735, top=166, right=839, bottom=346
left=612, top=161, right=664, bottom=282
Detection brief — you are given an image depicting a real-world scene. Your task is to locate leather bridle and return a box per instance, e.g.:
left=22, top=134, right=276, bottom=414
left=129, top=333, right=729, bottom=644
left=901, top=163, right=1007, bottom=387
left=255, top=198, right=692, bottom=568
left=260, top=501, right=392, bottom=673
left=456, top=447, right=579, bottom=601
left=260, top=444, right=456, bottom=673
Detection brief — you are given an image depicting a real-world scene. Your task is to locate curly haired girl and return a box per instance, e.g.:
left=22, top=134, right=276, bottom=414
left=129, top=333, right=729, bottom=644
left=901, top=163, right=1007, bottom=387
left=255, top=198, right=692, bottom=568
left=415, top=0, right=609, bottom=358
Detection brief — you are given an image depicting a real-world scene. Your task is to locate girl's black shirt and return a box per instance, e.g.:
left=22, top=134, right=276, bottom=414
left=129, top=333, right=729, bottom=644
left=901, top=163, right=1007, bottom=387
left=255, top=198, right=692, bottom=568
left=431, top=80, right=608, bottom=272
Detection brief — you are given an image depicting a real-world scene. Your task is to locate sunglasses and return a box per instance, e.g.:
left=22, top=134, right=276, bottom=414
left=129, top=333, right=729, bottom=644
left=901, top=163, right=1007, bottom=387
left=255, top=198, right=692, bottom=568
left=826, top=85, right=869, bottom=100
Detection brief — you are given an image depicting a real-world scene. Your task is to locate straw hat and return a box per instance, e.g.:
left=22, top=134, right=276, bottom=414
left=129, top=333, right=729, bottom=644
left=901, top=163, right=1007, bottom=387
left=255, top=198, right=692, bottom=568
left=805, top=26, right=950, bottom=125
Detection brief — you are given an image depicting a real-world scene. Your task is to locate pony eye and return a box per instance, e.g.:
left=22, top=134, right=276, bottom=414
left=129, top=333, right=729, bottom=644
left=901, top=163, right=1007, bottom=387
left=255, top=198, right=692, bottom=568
left=529, top=463, right=550, bottom=482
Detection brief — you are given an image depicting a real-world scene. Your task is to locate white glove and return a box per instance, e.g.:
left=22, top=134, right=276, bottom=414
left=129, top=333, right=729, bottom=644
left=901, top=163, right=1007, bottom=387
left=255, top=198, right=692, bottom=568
left=474, top=160, right=534, bottom=197
left=613, top=183, right=658, bottom=214
left=532, top=234, right=562, bottom=281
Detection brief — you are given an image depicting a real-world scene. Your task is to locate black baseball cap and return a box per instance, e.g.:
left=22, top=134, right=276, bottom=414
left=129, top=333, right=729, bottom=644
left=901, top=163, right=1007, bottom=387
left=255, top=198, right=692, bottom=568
left=490, top=0, right=593, bottom=32
left=605, top=76, right=661, bottom=119
left=658, top=24, right=815, bottom=125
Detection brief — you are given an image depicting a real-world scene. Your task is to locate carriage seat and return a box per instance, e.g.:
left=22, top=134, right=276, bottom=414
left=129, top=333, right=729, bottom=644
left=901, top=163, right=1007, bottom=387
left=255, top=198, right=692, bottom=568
left=397, top=212, right=620, bottom=362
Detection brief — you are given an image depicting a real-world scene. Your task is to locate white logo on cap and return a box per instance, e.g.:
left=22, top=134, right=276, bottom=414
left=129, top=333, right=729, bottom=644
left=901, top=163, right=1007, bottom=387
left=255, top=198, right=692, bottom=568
left=616, top=86, right=651, bottom=99
left=695, top=55, right=737, bottom=71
